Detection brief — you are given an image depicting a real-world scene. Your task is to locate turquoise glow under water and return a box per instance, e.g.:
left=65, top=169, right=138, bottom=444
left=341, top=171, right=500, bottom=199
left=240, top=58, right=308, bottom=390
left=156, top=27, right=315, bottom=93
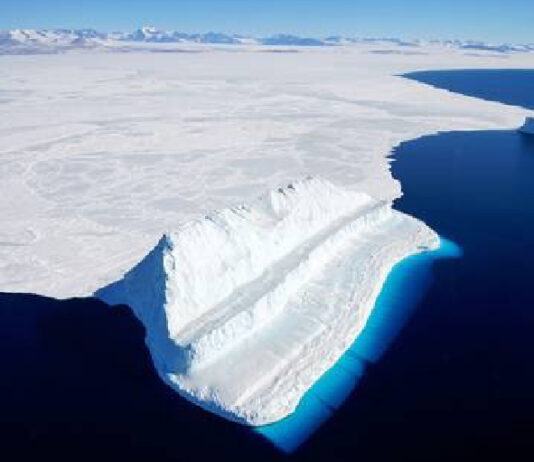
left=256, top=237, right=462, bottom=453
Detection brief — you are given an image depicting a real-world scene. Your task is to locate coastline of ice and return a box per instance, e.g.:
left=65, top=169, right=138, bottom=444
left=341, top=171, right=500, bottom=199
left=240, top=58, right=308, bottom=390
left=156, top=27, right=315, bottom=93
left=95, top=177, right=439, bottom=425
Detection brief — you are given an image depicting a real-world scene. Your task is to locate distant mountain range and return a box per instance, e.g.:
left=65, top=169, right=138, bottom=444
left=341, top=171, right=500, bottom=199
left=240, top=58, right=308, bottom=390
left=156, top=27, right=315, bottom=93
left=1, top=26, right=532, bottom=54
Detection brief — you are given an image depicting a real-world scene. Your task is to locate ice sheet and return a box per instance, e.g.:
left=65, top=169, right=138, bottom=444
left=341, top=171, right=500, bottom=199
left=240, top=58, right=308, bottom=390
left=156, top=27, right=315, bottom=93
left=1, top=44, right=531, bottom=297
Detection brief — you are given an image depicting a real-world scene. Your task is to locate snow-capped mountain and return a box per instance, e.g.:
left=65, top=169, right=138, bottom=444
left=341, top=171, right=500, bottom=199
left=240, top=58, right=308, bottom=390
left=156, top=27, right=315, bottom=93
left=459, top=42, right=534, bottom=53
left=0, top=28, right=110, bottom=53
left=0, top=26, right=260, bottom=53
left=119, top=26, right=248, bottom=44
left=259, top=34, right=324, bottom=46
left=0, top=26, right=532, bottom=54
left=1, top=28, right=106, bottom=45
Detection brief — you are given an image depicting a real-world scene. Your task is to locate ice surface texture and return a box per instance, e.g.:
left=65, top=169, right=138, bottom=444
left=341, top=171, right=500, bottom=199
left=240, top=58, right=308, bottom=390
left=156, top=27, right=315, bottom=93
left=96, top=177, right=439, bottom=425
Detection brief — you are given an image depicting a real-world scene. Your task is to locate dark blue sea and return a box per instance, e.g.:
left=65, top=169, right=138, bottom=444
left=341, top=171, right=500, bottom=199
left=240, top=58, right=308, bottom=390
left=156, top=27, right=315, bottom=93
left=403, top=69, right=534, bottom=110
left=2, top=69, right=534, bottom=461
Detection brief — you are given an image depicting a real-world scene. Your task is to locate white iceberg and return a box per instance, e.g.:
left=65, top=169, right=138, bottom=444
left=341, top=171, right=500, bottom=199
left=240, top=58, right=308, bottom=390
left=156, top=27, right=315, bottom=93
left=519, top=117, right=534, bottom=134
left=95, top=177, right=439, bottom=425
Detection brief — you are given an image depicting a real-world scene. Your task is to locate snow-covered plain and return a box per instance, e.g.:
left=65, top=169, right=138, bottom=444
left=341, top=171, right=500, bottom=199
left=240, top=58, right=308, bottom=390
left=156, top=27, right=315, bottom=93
left=2, top=43, right=533, bottom=298
left=2, top=42, right=534, bottom=424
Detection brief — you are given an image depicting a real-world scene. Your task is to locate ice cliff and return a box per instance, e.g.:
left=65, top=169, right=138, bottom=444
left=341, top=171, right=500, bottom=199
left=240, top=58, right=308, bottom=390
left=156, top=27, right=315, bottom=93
left=95, top=177, right=439, bottom=425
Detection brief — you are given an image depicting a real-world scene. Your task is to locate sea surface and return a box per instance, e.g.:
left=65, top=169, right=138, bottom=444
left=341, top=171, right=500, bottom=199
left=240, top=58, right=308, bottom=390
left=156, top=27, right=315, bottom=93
left=2, top=69, right=534, bottom=461
left=403, top=69, right=534, bottom=110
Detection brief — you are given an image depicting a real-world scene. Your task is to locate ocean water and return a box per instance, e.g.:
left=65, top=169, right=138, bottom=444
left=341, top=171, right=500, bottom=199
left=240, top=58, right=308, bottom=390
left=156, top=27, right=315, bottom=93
left=2, top=70, right=534, bottom=461
left=261, top=69, right=534, bottom=455
left=403, top=69, right=534, bottom=110
left=0, top=293, right=280, bottom=461
left=290, top=72, right=534, bottom=460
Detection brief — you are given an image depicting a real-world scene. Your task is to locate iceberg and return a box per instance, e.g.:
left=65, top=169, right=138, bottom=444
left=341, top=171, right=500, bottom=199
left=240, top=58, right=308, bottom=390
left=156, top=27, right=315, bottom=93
left=519, top=117, right=534, bottom=134
left=95, top=177, right=439, bottom=425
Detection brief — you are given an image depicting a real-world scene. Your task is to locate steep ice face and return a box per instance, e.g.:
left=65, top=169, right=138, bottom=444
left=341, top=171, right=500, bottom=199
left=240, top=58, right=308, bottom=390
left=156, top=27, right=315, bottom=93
left=97, top=178, right=373, bottom=368
left=519, top=117, right=534, bottom=134
left=95, top=177, right=439, bottom=425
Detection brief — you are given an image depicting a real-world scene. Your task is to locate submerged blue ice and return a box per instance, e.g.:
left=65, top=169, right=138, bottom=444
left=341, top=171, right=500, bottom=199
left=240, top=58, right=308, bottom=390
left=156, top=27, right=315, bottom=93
left=256, top=237, right=462, bottom=453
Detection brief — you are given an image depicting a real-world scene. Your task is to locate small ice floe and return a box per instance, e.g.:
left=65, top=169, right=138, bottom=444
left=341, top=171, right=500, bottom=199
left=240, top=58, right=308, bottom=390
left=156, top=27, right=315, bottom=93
left=519, top=117, right=534, bottom=134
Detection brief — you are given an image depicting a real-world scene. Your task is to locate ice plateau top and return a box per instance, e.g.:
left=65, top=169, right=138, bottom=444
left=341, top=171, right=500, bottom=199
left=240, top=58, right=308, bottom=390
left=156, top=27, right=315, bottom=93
left=96, top=177, right=439, bottom=425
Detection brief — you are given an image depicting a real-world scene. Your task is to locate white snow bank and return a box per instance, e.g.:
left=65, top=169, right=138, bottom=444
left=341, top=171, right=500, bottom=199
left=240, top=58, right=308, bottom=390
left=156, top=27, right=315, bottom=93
left=519, top=117, right=534, bottom=134
left=97, top=177, right=438, bottom=425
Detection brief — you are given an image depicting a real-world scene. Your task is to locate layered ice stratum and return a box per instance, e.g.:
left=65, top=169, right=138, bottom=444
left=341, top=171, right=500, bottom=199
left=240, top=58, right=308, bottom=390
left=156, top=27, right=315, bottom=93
left=95, top=177, right=439, bottom=425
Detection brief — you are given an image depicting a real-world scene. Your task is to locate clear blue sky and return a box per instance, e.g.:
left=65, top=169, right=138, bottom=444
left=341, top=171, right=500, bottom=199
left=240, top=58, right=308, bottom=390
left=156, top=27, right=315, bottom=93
left=3, top=0, right=534, bottom=43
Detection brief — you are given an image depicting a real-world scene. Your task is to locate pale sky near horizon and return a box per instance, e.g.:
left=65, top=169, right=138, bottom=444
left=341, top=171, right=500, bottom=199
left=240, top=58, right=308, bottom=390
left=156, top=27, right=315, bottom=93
left=2, top=0, right=534, bottom=43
